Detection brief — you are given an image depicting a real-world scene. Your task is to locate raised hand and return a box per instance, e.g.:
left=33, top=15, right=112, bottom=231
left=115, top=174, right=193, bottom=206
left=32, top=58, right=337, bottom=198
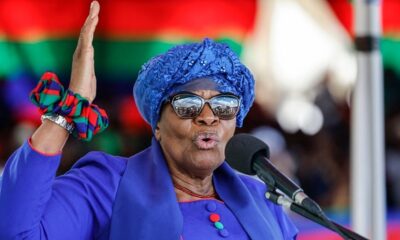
left=31, top=1, right=101, bottom=153
left=69, top=1, right=100, bottom=103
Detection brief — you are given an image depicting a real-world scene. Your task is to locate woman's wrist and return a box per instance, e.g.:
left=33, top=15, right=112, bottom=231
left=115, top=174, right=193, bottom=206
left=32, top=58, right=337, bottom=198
left=30, top=72, right=109, bottom=141
left=30, top=120, right=70, bottom=154
left=68, top=85, right=95, bottom=103
left=41, top=114, right=74, bottom=134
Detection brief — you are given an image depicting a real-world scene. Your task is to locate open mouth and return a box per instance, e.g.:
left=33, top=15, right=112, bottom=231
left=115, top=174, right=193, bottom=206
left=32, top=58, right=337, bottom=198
left=193, top=132, right=219, bottom=150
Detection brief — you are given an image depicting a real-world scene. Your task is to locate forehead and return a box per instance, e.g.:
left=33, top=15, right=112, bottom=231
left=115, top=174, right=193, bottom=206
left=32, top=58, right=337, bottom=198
left=190, top=89, right=221, bottom=99
left=172, top=78, right=218, bottom=94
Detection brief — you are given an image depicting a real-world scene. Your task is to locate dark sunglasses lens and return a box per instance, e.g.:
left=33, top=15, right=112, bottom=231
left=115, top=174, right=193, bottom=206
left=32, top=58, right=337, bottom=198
left=172, top=95, right=203, bottom=118
left=210, top=96, right=240, bottom=119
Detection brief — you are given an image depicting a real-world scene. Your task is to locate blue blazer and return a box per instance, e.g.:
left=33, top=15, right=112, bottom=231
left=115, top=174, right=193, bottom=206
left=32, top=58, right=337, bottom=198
left=109, top=139, right=297, bottom=239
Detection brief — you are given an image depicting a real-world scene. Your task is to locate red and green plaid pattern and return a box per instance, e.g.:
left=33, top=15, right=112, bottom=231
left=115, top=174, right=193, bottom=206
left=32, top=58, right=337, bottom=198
left=30, top=72, right=109, bottom=141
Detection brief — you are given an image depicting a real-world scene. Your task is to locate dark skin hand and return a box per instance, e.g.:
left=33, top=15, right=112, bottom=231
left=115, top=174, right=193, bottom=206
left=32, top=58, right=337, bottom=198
left=31, top=1, right=100, bottom=154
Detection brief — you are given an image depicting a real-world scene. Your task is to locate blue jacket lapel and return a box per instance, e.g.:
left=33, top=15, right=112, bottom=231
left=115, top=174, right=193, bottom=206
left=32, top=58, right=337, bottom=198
left=110, top=139, right=182, bottom=240
left=214, top=163, right=284, bottom=240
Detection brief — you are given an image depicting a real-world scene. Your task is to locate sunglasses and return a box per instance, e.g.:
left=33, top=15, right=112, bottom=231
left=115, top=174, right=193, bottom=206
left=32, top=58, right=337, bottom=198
left=169, top=92, right=241, bottom=120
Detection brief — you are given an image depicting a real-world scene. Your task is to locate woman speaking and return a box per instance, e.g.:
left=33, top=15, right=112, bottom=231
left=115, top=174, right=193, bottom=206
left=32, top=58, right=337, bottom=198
left=0, top=1, right=297, bottom=239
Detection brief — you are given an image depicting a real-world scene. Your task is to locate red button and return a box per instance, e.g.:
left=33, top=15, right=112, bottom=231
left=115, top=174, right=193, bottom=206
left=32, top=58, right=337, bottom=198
left=209, top=213, right=220, bottom=222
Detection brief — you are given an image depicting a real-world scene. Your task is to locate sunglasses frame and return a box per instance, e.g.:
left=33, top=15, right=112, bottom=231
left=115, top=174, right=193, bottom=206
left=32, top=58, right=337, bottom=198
left=168, top=92, right=241, bottom=120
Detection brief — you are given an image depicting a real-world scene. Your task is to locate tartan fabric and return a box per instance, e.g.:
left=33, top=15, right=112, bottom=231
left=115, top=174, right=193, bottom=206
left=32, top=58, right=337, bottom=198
left=30, top=72, right=109, bottom=141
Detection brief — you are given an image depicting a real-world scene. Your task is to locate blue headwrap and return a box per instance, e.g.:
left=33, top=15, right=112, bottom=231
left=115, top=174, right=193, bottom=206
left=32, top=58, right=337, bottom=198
left=133, top=38, right=255, bottom=130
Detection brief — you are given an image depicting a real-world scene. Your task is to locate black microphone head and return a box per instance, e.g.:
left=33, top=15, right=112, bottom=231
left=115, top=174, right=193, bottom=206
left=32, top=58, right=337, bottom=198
left=225, top=133, right=270, bottom=175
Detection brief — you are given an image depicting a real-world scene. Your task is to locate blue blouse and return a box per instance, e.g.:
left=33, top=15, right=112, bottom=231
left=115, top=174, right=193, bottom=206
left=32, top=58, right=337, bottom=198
left=0, top=139, right=298, bottom=239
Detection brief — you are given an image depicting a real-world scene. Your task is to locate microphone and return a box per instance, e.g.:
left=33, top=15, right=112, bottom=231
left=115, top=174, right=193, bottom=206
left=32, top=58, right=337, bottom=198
left=225, top=133, right=369, bottom=240
left=225, top=133, right=318, bottom=214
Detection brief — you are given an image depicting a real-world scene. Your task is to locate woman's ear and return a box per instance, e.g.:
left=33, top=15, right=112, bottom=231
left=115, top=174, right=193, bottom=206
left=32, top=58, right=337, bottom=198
left=155, top=123, right=161, bottom=141
left=155, top=105, right=167, bottom=141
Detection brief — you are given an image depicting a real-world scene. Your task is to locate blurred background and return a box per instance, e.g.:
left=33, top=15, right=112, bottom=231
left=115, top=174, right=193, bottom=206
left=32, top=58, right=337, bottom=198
left=0, top=0, right=399, bottom=239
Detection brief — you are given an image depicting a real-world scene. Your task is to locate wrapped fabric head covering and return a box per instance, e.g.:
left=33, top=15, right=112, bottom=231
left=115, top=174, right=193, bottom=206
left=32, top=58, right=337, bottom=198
left=133, top=38, right=255, bottom=130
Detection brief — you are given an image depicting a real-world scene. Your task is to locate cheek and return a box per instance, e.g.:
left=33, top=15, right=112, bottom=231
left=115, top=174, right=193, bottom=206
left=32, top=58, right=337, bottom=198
left=218, top=120, right=236, bottom=156
left=159, top=118, right=192, bottom=148
left=223, top=120, right=236, bottom=138
left=223, top=120, right=236, bottom=145
left=166, top=121, right=191, bottom=139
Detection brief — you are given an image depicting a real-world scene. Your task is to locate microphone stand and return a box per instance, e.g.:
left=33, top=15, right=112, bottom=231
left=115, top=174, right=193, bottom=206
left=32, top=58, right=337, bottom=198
left=265, top=190, right=369, bottom=240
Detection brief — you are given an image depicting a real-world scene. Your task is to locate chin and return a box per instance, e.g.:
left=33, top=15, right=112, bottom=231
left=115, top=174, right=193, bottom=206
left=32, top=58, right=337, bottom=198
left=191, top=152, right=224, bottom=172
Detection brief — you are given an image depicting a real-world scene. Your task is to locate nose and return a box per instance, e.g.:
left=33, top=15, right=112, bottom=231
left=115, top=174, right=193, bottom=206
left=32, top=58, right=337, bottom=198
left=194, top=103, right=219, bottom=126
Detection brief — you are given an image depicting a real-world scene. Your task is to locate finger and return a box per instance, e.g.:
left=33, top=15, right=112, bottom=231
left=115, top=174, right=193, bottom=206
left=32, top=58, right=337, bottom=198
left=81, top=1, right=100, bottom=48
left=82, top=15, right=99, bottom=49
left=75, top=1, right=100, bottom=55
left=89, top=1, right=100, bottom=19
left=82, top=1, right=100, bottom=32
